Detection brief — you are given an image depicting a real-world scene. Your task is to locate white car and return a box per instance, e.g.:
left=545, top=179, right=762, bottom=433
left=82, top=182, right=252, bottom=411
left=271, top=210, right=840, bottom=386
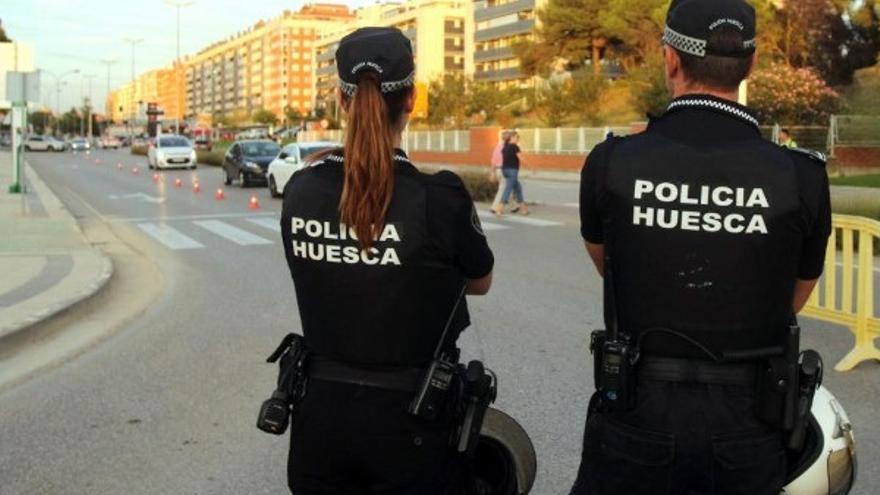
left=24, top=136, right=52, bottom=151
left=69, top=137, right=90, bottom=151
left=266, top=141, right=338, bottom=197
left=148, top=135, right=197, bottom=170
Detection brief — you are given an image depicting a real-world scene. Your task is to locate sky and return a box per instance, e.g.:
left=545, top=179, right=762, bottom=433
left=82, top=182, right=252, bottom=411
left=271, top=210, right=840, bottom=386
left=3, top=0, right=377, bottom=114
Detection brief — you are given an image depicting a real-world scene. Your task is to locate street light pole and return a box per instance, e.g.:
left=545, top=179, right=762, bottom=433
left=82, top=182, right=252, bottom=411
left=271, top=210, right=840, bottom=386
left=42, top=68, right=80, bottom=135
left=82, top=74, right=97, bottom=138
left=166, top=0, right=193, bottom=134
left=123, top=38, right=144, bottom=143
left=99, top=58, right=118, bottom=123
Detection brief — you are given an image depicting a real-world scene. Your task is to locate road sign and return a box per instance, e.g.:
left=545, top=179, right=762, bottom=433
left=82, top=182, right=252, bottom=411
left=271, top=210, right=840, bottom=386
left=5, top=71, right=40, bottom=104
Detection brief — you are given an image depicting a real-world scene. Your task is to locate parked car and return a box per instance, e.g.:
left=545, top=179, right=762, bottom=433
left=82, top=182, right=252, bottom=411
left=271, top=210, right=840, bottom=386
left=46, top=136, right=67, bottom=151
left=99, top=135, right=122, bottom=149
left=69, top=137, right=90, bottom=151
left=193, top=136, right=212, bottom=151
left=266, top=141, right=338, bottom=197
left=148, top=135, right=197, bottom=170
left=24, top=135, right=53, bottom=151
left=222, top=140, right=280, bottom=187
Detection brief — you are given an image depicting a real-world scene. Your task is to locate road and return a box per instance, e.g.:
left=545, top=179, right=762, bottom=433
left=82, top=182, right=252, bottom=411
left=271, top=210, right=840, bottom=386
left=0, top=147, right=877, bottom=494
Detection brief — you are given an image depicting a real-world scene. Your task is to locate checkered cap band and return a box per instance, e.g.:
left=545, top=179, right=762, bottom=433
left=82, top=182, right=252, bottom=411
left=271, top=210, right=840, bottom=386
left=663, top=26, right=707, bottom=57
left=338, top=70, right=415, bottom=97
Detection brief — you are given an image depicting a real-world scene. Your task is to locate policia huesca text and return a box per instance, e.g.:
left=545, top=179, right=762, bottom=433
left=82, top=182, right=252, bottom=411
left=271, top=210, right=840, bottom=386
left=255, top=1, right=838, bottom=493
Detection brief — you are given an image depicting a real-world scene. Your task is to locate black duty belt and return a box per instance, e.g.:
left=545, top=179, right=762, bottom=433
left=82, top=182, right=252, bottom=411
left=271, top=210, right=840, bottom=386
left=638, top=356, right=756, bottom=386
left=307, top=356, right=423, bottom=393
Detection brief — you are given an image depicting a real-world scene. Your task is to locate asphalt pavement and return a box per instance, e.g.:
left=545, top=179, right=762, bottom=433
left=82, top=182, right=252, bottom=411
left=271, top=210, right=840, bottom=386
left=0, top=147, right=877, bottom=494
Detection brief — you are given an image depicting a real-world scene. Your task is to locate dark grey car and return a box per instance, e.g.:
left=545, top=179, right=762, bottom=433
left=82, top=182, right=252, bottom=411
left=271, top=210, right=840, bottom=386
left=222, top=140, right=281, bottom=187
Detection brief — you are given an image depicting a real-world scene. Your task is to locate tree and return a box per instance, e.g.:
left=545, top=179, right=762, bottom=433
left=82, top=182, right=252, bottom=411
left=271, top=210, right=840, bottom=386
left=627, top=51, right=669, bottom=118
left=749, top=63, right=841, bottom=124
left=598, top=0, right=668, bottom=70
left=533, top=81, right=571, bottom=127
left=427, top=74, right=469, bottom=127
left=252, top=108, right=278, bottom=126
left=568, top=70, right=609, bottom=125
left=285, top=106, right=303, bottom=125
left=516, top=0, right=609, bottom=76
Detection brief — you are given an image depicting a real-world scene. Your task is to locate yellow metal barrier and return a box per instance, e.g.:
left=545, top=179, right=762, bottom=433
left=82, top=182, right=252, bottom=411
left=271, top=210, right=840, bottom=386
left=801, top=214, right=880, bottom=371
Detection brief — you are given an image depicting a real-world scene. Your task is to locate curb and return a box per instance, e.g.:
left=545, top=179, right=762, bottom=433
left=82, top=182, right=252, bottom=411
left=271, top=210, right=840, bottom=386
left=0, top=162, right=115, bottom=343
left=0, top=252, right=113, bottom=341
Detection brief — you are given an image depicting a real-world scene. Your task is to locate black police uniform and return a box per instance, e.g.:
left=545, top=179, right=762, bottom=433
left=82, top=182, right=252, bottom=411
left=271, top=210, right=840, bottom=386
left=280, top=148, right=494, bottom=494
left=572, top=93, right=831, bottom=495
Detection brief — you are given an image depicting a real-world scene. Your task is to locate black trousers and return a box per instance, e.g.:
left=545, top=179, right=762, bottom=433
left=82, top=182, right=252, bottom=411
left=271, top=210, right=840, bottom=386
left=288, top=378, right=462, bottom=495
left=569, top=381, right=787, bottom=495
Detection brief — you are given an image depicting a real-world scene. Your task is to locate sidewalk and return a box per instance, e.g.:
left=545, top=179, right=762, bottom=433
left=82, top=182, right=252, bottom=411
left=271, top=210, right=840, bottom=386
left=0, top=152, right=112, bottom=341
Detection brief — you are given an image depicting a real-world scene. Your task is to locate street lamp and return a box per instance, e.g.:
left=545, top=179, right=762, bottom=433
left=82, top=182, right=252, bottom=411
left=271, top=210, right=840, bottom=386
left=123, top=37, right=144, bottom=142
left=166, top=0, right=194, bottom=134
left=100, top=58, right=118, bottom=122
left=41, top=68, right=80, bottom=135
left=81, top=74, right=97, bottom=137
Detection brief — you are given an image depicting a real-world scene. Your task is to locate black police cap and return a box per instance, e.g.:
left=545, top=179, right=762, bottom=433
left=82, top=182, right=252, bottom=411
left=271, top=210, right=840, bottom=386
left=336, top=27, right=415, bottom=97
left=663, top=0, right=756, bottom=58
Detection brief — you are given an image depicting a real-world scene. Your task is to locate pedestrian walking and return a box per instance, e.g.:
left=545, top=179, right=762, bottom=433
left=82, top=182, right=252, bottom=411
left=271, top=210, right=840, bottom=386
left=571, top=1, right=831, bottom=494
left=490, top=130, right=510, bottom=216
left=501, top=131, right=529, bottom=216
left=277, top=27, right=496, bottom=494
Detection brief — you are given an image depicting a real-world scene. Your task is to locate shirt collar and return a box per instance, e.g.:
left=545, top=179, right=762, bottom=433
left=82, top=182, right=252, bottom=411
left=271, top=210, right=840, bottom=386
left=324, top=148, right=415, bottom=168
left=661, top=94, right=760, bottom=130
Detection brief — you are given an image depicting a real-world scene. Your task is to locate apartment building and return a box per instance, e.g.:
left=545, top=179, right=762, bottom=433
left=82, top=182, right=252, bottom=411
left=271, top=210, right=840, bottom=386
left=107, top=63, right=185, bottom=124
left=473, top=0, right=546, bottom=87
left=183, top=4, right=352, bottom=126
left=312, top=0, right=473, bottom=120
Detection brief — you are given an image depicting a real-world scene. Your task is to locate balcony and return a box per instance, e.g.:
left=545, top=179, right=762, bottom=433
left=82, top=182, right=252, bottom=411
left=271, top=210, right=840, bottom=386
left=475, top=0, right=535, bottom=23
left=474, top=45, right=515, bottom=62
left=474, top=66, right=525, bottom=82
left=475, top=19, right=535, bottom=42
left=316, top=64, right=336, bottom=76
left=316, top=48, right=336, bottom=63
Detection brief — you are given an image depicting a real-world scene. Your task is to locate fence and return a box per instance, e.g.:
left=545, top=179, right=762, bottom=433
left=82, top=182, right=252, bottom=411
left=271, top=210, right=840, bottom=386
left=801, top=214, right=880, bottom=371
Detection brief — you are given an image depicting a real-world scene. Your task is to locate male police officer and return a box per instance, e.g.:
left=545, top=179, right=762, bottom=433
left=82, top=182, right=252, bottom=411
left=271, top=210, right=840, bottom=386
left=571, top=1, right=832, bottom=494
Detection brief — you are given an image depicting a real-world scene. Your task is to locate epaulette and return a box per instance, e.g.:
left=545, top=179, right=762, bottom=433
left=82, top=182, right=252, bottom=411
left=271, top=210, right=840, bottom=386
left=786, top=147, right=827, bottom=167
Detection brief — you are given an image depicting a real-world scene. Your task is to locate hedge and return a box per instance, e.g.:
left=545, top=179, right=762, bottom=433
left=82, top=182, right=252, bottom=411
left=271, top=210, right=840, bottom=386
left=458, top=171, right=496, bottom=203
left=197, top=150, right=224, bottom=167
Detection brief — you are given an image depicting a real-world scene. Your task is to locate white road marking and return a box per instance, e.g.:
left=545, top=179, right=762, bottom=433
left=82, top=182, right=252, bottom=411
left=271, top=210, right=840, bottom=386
left=481, top=222, right=509, bottom=231
left=478, top=211, right=562, bottom=227
left=109, top=192, right=164, bottom=204
left=193, top=220, right=273, bottom=245
left=137, top=223, right=204, bottom=250
left=501, top=216, right=563, bottom=227
left=561, top=202, right=580, bottom=208
left=110, top=211, right=276, bottom=223
left=247, top=217, right=281, bottom=232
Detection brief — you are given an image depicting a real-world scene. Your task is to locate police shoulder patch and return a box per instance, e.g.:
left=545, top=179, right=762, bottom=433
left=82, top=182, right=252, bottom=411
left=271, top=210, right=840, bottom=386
left=786, top=147, right=827, bottom=167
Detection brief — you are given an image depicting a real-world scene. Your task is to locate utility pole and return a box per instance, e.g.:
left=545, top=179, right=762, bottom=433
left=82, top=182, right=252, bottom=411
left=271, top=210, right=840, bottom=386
left=42, top=69, right=79, bottom=135
left=123, top=38, right=144, bottom=143
left=99, top=59, right=118, bottom=123
left=82, top=74, right=97, bottom=138
left=166, top=0, right=194, bottom=134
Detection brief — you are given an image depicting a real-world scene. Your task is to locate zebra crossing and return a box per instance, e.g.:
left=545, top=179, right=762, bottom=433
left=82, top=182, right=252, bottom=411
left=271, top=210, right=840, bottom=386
left=132, top=213, right=565, bottom=251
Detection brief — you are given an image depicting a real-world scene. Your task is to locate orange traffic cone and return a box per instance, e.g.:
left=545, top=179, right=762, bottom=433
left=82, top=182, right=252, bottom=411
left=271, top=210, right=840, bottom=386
left=248, top=194, right=260, bottom=210
left=152, top=173, right=160, bottom=183
left=116, top=163, right=123, bottom=170
left=95, top=159, right=101, bottom=165
left=132, top=167, right=140, bottom=175
left=174, top=178, right=182, bottom=188
left=215, top=187, right=225, bottom=200
left=192, top=182, right=201, bottom=193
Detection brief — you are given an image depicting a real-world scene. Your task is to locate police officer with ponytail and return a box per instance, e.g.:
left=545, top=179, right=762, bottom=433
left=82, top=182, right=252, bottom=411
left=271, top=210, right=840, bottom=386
left=278, top=27, right=494, bottom=494
left=571, top=1, right=831, bottom=494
